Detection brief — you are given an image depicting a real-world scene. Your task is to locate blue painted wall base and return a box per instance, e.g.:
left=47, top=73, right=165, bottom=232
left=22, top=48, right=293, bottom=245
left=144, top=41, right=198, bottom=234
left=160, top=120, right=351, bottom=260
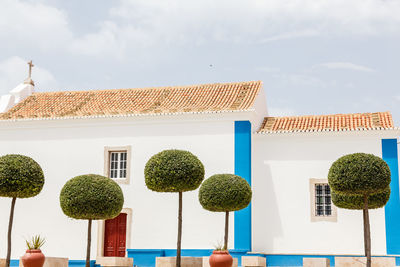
left=68, top=260, right=99, bottom=267
left=9, top=260, right=99, bottom=267
left=127, top=250, right=400, bottom=266
left=9, top=260, right=19, bottom=267
left=127, top=249, right=248, bottom=266
left=10, top=252, right=400, bottom=266
left=127, top=249, right=213, bottom=267
left=263, top=254, right=400, bottom=266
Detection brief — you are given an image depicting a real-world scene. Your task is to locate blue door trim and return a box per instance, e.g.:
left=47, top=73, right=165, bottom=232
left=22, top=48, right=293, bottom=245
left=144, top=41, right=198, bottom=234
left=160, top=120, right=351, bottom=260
left=382, top=138, right=400, bottom=254
left=234, top=120, right=252, bottom=251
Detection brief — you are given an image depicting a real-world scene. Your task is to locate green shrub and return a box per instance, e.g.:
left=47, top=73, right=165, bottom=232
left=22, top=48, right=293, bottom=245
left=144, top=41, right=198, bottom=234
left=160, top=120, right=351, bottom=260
left=0, top=154, right=45, bottom=267
left=328, top=152, right=392, bottom=267
left=60, top=174, right=124, bottom=220
left=145, top=149, right=205, bottom=267
left=0, top=154, right=44, bottom=198
left=328, top=153, right=390, bottom=195
left=332, top=186, right=390, bottom=210
left=145, top=149, right=205, bottom=192
left=199, top=174, right=252, bottom=212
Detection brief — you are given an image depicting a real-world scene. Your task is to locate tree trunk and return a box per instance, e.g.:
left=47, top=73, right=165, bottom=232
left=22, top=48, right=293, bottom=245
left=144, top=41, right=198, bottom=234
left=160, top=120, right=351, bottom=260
left=86, top=219, right=92, bottom=267
left=6, top=197, right=16, bottom=267
left=363, top=195, right=371, bottom=267
left=176, top=192, right=183, bottom=267
left=224, top=211, right=229, bottom=250
left=363, top=209, right=367, bottom=256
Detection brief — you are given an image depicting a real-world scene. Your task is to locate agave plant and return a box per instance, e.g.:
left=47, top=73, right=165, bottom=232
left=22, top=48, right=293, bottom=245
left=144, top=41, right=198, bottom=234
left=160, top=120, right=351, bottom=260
left=213, top=240, right=225, bottom=251
left=25, top=235, right=45, bottom=250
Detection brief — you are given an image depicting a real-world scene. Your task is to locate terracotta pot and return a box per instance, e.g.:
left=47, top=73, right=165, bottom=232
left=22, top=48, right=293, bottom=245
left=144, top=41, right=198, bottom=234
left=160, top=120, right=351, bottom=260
left=21, top=249, right=45, bottom=267
left=209, top=250, right=233, bottom=267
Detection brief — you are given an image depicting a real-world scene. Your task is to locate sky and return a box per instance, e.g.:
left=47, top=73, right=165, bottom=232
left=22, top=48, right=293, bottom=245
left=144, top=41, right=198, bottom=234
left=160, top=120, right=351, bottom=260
left=0, top=0, right=399, bottom=122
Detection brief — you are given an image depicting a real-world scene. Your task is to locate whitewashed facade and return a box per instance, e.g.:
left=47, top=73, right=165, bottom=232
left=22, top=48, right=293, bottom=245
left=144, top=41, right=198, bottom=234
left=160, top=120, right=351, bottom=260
left=253, top=131, right=396, bottom=255
left=0, top=79, right=399, bottom=267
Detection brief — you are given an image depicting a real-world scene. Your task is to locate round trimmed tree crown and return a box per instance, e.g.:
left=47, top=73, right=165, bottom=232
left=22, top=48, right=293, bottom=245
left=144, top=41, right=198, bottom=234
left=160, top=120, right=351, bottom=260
left=60, top=174, right=124, bottom=220
left=145, top=149, right=205, bottom=192
left=0, top=154, right=45, bottom=198
left=331, top=186, right=390, bottom=210
left=328, top=153, right=391, bottom=195
left=199, top=174, right=252, bottom=212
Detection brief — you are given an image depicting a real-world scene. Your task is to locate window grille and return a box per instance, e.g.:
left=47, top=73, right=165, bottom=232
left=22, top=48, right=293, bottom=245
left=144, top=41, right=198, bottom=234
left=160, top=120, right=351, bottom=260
left=109, top=151, right=127, bottom=179
left=315, top=184, right=332, bottom=216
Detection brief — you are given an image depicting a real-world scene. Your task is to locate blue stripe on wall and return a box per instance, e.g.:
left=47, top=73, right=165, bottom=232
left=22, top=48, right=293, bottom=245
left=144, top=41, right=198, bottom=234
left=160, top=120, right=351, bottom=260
left=127, top=249, right=249, bottom=267
left=264, top=254, right=400, bottom=266
left=12, top=254, right=400, bottom=267
left=9, top=260, right=99, bottom=267
left=68, top=260, right=98, bottom=267
left=382, top=138, right=400, bottom=254
left=126, top=250, right=400, bottom=266
left=10, top=260, right=19, bottom=267
left=234, top=121, right=252, bottom=251
left=265, top=254, right=335, bottom=266
left=128, top=249, right=165, bottom=267
left=127, top=249, right=214, bottom=267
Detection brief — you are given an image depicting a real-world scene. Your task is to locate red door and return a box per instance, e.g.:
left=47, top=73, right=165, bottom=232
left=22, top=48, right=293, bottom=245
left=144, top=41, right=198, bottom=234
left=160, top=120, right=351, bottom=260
left=104, top=213, right=127, bottom=257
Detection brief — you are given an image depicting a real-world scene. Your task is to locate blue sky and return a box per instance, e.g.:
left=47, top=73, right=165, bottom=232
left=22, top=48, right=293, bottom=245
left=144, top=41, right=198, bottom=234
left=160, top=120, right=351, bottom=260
left=0, top=0, right=399, bottom=122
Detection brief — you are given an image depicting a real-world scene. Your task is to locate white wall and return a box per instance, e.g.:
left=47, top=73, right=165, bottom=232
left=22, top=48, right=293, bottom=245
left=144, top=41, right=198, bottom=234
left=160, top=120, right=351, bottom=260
left=2, top=112, right=396, bottom=260
left=252, top=132, right=394, bottom=255
left=0, top=116, right=236, bottom=260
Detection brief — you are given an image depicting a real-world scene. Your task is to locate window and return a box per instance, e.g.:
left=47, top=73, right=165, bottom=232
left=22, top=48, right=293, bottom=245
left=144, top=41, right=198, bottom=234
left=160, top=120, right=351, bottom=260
left=309, top=179, right=337, bottom=222
left=104, top=146, right=131, bottom=184
left=315, top=184, right=331, bottom=216
left=109, top=151, right=127, bottom=179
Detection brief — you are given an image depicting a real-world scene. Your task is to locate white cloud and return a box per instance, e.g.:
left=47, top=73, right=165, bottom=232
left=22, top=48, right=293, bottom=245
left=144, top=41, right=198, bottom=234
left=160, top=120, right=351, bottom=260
left=259, top=29, right=319, bottom=43
left=2, top=0, right=400, bottom=58
left=0, top=0, right=72, bottom=50
left=70, top=21, right=124, bottom=58
left=0, top=56, right=58, bottom=94
left=315, top=62, right=375, bottom=72
left=70, top=0, right=400, bottom=56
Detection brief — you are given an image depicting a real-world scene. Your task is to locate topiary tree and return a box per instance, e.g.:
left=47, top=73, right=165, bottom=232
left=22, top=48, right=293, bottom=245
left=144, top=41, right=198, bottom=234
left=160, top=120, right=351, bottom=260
left=60, top=174, right=124, bottom=267
left=328, top=153, right=391, bottom=267
left=331, top=187, right=390, bottom=210
left=0, top=154, right=44, bottom=267
left=198, top=174, right=252, bottom=250
left=145, top=150, right=205, bottom=267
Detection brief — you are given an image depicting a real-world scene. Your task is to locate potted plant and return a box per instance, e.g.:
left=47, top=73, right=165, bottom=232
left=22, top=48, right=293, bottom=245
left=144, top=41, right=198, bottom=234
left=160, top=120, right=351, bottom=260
left=209, top=242, right=232, bottom=267
left=198, top=174, right=252, bottom=267
left=21, top=235, right=45, bottom=267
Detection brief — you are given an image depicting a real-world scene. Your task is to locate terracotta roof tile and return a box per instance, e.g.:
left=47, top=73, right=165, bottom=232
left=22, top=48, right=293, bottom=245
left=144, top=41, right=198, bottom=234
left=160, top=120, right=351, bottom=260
left=258, top=112, right=394, bottom=133
left=0, top=81, right=262, bottom=120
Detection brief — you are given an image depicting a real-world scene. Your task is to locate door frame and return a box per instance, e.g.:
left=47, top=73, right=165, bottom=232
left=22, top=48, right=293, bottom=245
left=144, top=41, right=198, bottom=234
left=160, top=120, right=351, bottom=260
left=97, top=207, right=132, bottom=258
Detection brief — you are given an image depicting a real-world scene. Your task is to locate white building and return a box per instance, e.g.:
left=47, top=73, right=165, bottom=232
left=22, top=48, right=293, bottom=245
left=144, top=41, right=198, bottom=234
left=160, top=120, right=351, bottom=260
left=0, top=77, right=399, bottom=267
